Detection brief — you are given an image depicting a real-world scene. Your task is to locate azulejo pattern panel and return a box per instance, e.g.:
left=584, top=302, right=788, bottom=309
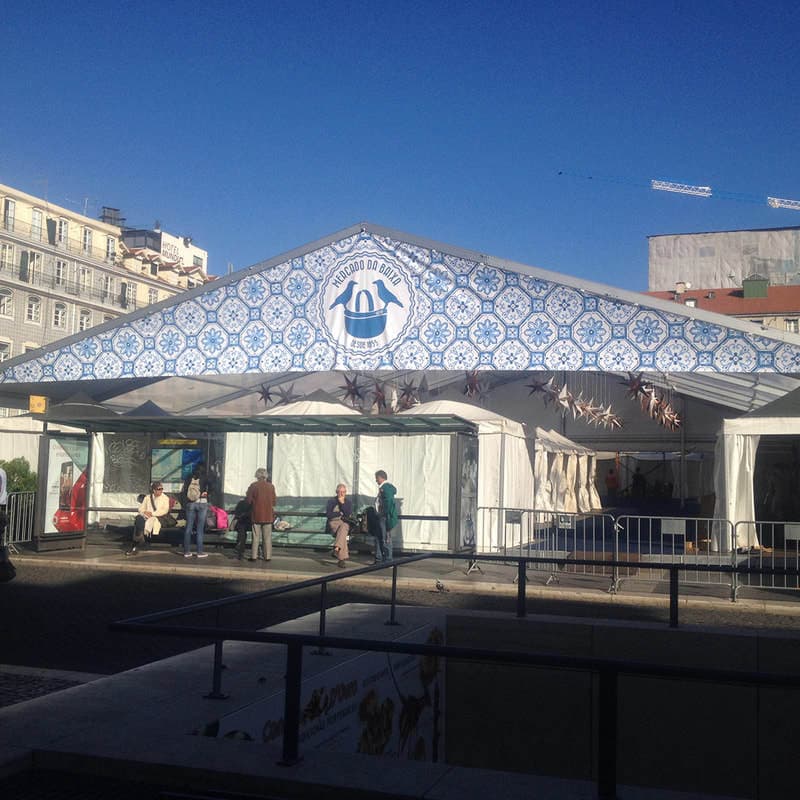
left=3, top=230, right=800, bottom=385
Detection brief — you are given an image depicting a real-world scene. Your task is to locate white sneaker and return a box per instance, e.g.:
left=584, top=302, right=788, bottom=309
left=196, top=552, right=209, bottom=559
left=184, top=552, right=193, bottom=558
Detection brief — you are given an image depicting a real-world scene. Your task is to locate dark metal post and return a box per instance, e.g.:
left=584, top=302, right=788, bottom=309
left=312, top=582, right=329, bottom=655
left=386, top=564, right=400, bottom=626
left=280, top=642, right=303, bottom=766
left=516, top=559, right=527, bottom=617
left=669, top=566, right=679, bottom=628
left=597, top=667, right=618, bottom=800
left=204, top=640, right=228, bottom=699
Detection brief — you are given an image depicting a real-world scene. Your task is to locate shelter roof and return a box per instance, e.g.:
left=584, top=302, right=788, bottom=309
left=42, top=411, right=477, bottom=437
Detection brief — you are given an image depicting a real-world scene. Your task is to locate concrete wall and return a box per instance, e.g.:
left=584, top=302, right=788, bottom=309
left=445, top=612, right=800, bottom=798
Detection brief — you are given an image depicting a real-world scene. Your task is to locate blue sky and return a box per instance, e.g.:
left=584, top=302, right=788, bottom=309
left=2, top=0, right=799, bottom=288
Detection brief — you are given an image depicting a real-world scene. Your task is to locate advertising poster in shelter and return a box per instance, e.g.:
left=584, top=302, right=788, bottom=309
left=46, top=437, right=89, bottom=534
left=203, top=624, right=445, bottom=762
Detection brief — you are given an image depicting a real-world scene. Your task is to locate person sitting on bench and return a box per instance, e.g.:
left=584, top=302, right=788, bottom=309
left=326, top=483, right=353, bottom=568
left=126, top=482, right=170, bottom=556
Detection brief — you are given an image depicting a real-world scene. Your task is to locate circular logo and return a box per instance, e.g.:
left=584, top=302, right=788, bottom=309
left=318, top=246, right=414, bottom=357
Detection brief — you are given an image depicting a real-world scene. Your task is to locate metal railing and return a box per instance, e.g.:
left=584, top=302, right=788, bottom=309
left=3, top=491, right=35, bottom=552
left=3, top=492, right=36, bottom=553
left=2, top=215, right=117, bottom=264
left=110, top=551, right=800, bottom=800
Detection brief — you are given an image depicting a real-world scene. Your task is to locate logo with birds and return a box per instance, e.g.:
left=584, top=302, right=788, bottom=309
left=320, top=249, right=414, bottom=355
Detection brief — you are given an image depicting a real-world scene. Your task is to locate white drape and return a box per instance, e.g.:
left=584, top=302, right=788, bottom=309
left=577, top=454, right=591, bottom=513
left=588, top=454, right=603, bottom=511
left=534, top=450, right=553, bottom=511
left=563, top=454, right=578, bottom=513
left=712, top=431, right=760, bottom=551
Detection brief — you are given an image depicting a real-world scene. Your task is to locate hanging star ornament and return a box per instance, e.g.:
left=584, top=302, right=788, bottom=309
left=341, top=373, right=365, bottom=407
left=463, top=371, right=482, bottom=399
left=257, top=384, right=274, bottom=407
left=397, top=380, right=419, bottom=410
left=274, top=383, right=299, bottom=405
left=371, top=381, right=389, bottom=414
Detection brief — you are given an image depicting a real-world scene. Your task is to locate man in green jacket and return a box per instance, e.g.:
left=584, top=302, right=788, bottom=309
left=374, top=469, right=397, bottom=563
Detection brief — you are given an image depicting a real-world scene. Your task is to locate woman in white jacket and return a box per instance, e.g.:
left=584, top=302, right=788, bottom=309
left=126, top=482, right=170, bottom=555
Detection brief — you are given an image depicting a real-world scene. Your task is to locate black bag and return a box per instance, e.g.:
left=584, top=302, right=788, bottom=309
left=0, top=546, right=16, bottom=582
left=157, top=513, right=177, bottom=528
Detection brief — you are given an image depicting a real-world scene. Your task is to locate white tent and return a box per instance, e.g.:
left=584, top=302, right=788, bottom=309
left=400, top=401, right=598, bottom=552
left=712, top=388, right=800, bottom=551
left=225, top=390, right=361, bottom=503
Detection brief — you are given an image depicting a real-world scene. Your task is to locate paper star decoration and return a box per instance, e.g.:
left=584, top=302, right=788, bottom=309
left=341, top=374, right=365, bottom=407
left=257, top=384, right=274, bottom=407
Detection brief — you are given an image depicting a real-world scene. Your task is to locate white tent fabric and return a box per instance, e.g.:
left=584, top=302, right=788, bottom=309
left=258, top=389, right=361, bottom=416
left=588, top=455, right=602, bottom=510
left=711, top=388, right=800, bottom=551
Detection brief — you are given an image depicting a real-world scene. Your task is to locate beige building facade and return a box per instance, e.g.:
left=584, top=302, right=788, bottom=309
left=0, top=182, right=211, bottom=385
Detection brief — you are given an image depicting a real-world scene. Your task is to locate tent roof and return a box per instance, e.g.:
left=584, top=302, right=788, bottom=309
left=399, top=399, right=526, bottom=435
left=258, top=389, right=361, bottom=416
left=722, top=384, right=800, bottom=435
left=2, top=221, right=799, bottom=417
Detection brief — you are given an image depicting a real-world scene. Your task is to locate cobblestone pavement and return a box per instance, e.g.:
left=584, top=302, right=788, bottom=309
left=0, top=665, right=104, bottom=710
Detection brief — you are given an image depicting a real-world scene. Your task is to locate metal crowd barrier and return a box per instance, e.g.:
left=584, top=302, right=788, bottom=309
left=733, top=520, right=800, bottom=595
left=3, top=491, right=36, bottom=553
left=613, top=515, right=736, bottom=595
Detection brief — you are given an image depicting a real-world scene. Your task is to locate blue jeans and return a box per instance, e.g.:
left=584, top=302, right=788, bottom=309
left=184, top=501, right=207, bottom=554
left=375, top=516, right=393, bottom=562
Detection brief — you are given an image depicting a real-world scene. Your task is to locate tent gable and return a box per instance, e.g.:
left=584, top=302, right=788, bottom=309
left=4, top=223, right=800, bottom=396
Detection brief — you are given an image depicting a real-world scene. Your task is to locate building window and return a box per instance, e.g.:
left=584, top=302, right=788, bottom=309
left=193, top=255, right=203, bottom=268
left=103, top=314, right=114, bottom=323
left=684, top=298, right=697, bottom=308
left=187, top=279, right=196, bottom=289
left=78, top=308, right=91, bottom=331
left=750, top=319, right=764, bottom=326
left=0, top=243, right=13, bottom=271
left=21, top=251, right=41, bottom=283
left=106, top=237, right=115, bottom=260
left=0, top=289, right=13, bottom=317
left=53, top=302, right=67, bottom=328
left=26, top=295, right=41, bottom=324
left=148, top=288, right=158, bottom=305
left=149, top=263, right=158, bottom=276
left=82, top=227, right=93, bottom=254
left=31, top=208, right=43, bottom=240
left=124, top=282, right=135, bottom=307
left=55, top=259, right=68, bottom=286
left=0, top=341, right=10, bottom=361
left=786, top=319, right=799, bottom=334
left=101, top=274, right=114, bottom=300
left=78, top=266, right=92, bottom=292
left=2, top=199, right=15, bottom=231
left=57, top=218, right=69, bottom=245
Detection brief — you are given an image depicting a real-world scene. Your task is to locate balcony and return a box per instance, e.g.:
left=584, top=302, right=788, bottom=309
left=1, top=215, right=118, bottom=265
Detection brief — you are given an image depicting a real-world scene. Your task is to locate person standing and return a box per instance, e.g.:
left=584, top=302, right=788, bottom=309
left=326, top=483, right=353, bottom=568
left=374, top=469, right=398, bottom=563
left=181, top=464, right=210, bottom=558
left=246, top=468, right=277, bottom=562
left=604, top=468, right=619, bottom=504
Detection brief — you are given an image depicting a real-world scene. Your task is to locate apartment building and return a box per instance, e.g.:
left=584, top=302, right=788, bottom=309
left=0, top=182, right=210, bottom=368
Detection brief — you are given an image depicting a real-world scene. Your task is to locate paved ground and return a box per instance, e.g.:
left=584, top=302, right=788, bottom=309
left=3, top=539, right=799, bottom=799
left=4, top=538, right=800, bottom=680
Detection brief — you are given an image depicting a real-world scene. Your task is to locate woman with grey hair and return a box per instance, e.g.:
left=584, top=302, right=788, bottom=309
left=245, top=468, right=277, bottom=562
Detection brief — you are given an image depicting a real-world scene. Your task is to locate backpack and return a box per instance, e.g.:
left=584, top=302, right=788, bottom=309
left=186, top=477, right=201, bottom=502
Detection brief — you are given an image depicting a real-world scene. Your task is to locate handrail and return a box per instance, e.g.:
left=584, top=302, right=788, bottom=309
left=109, top=551, right=800, bottom=800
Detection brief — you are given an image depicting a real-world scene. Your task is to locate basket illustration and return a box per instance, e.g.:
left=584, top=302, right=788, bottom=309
left=344, top=289, right=387, bottom=338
